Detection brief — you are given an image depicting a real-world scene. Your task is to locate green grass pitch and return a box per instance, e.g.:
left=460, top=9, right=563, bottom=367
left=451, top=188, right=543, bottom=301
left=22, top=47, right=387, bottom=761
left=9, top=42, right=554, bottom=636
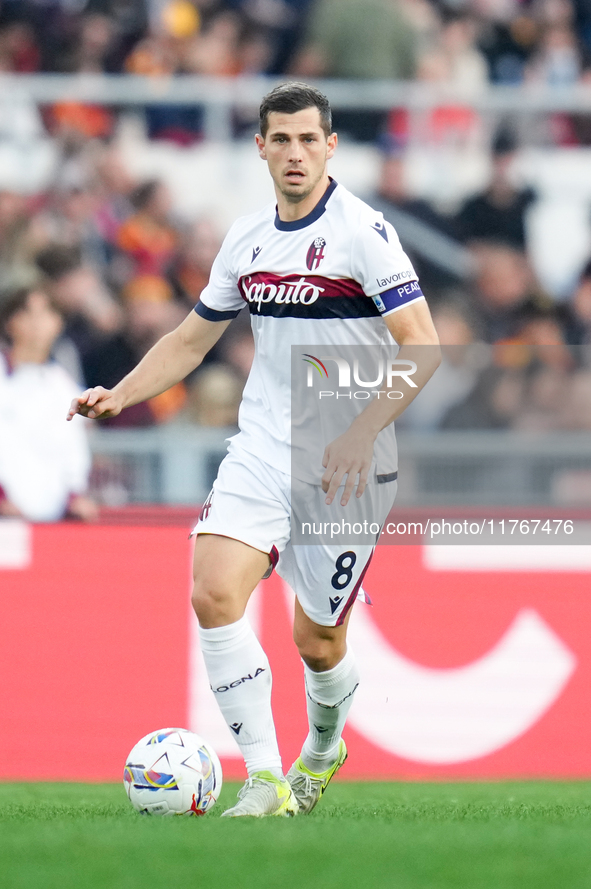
left=2, top=781, right=591, bottom=889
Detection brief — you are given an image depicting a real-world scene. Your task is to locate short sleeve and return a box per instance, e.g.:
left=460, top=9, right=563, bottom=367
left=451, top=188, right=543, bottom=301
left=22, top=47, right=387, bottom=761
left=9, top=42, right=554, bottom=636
left=351, top=215, right=426, bottom=316
left=195, top=231, right=245, bottom=322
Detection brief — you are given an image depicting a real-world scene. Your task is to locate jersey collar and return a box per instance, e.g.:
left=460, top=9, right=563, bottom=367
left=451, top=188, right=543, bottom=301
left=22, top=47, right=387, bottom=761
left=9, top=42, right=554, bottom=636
left=274, top=178, right=338, bottom=232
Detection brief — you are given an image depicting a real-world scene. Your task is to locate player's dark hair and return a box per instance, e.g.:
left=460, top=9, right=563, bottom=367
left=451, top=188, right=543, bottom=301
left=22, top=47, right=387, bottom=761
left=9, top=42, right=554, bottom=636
left=259, top=82, right=332, bottom=139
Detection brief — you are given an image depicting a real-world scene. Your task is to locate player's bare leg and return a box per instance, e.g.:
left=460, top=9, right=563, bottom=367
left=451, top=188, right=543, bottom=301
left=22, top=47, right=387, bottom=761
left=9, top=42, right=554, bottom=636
left=192, top=534, right=298, bottom=817
left=287, top=599, right=357, bottom=813
left=292, top=597, right=350, bottom=671
left=192, top=533, right=269, bottom=628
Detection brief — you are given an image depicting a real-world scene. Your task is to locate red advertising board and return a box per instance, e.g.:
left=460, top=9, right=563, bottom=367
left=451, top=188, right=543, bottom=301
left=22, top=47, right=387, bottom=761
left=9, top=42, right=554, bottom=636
left=1, top=519, right=590, bottom=781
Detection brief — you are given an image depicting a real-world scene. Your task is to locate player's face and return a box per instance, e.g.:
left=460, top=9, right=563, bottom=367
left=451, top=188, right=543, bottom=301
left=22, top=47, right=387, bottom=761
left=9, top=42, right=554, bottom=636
left=256, top=108, right=337, bottom=206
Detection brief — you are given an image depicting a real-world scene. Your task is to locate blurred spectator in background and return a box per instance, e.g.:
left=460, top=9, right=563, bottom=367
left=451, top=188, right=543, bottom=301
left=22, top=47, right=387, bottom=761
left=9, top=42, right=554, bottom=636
left=225, top=0, right=315, bottom=74
left=182, top=8, right=243, bottom=75
left=454, top=128, right=536, bottom=250
left=400, top=296, right=485, bottom=429
left=88, top=0, right=149, bottom=70
left=215, top=314, right=254, bottom=381
left=35, top=243, right=122, bottom=382
left=513, top=361, right=572, bottom=430
left=492, top=306, right=575, bottom=430
left=0, top=74, right=47, bottom=181
left=438, top=10, right=489, bottom=89
left=561, top=258, right=591, bottom=343
left=176, top=362, right=243, bottom=426
left=0, top=20, right=41, bottom=71
left=93, top=145, right=135, bottom=233
left=525, top=0, right=587, bottom=85
left=559, top=367, right=591, bottom=428
left=476, top=0, right=539, bottom=84
left=294, top=0, right=416, bottom=80
left=0, top=286, right=96, bottom=521
left=439, top=327, right=582, bottom=432
left=171, top=218, right=222, bottom=307
left=124, top=0, right=203, bottom=142
left=385, top=8, right=486, bottom=151
left=124, top=2, right=273, bottom=142
left=116, top=179, right=178, bottom=279
left=431, top=294, right=484, bottom=345
left=507, top=305, right=572, bottom=360
left=33, top=173, right=111, bottom=272
left=90, top=145, right=137, bottom=288
left=369, top=136, right=470, bottom=292
left=60, top=13, right=117, bottom=73
left=528, top=21, right=582, bottom=84
left=439, top=339, right=588, bottom=431
left=293, top=0, right=417, bottom=139
left=469, top=242, right=549, bottom=341
left=42, top=12, right=125, bottom=144
left=0, top=190, right=40, bottom=287
left=413, top=9, right=488, bottom=96
left=83, top=273, right=185, bottom=425
left=441, top=363, right=527, bottom=429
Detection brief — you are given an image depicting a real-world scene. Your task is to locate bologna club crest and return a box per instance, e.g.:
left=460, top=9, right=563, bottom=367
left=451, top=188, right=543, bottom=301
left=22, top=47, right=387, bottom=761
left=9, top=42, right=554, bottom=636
left=306, top=237, right=326, bottom=270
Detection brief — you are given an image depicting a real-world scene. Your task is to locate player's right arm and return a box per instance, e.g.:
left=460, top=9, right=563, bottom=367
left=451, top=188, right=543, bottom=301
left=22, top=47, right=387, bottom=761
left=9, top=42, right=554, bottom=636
left=67, top=311, right=232, bottom=421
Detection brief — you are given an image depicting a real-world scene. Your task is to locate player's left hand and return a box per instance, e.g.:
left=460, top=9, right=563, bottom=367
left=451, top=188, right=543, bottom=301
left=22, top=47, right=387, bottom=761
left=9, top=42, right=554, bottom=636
left=321, top=426, right=375, bottom=506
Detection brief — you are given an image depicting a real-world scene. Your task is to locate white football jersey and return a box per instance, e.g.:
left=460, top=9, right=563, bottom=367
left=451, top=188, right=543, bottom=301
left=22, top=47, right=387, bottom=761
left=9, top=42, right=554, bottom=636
left=196, top=179, right=425, bottom=482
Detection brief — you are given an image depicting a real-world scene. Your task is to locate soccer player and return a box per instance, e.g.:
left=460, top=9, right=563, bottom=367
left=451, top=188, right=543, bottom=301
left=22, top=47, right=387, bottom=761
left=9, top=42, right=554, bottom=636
left=68, top=83, right=440, bottom=817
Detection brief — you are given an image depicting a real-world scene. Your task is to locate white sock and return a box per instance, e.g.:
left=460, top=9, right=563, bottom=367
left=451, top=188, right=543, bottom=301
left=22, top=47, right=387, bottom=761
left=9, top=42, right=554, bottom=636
left=198, top=616, right=282, bottom=778
left=301, top=648, right=359, bottom=774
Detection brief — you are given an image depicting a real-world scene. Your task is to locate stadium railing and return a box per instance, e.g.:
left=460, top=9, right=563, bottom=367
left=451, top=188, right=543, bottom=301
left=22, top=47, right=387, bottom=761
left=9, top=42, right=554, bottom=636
left=5, top=73, right=591, bottom=141
left=88, top=427, right=591, bottom=507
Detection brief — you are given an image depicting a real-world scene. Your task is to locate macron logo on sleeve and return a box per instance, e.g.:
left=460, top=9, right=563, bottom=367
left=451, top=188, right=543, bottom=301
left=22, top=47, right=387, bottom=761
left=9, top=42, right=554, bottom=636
left=371, top=221, right=389, bottom=242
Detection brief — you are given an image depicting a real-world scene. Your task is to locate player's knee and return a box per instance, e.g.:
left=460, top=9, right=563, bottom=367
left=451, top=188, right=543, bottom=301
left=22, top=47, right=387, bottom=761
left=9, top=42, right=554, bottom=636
left=191, top=578, right=239, bottom=627
left=191, top=581, right=211, bottom=622
left=294, top=630, right=346, bottom=673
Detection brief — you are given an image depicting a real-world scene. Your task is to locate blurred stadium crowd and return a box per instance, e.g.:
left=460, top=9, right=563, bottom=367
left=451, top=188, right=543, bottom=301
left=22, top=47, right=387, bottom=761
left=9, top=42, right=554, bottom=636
left=0, top=134, right=589, bottom=430
left=1, top=0, right=591, bottom=519
left=2, top=0, right=591, bottom=91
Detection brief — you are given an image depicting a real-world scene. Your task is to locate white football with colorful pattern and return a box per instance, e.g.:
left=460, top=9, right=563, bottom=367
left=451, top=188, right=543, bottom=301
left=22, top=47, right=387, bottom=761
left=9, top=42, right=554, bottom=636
left=123, top=728, right=222, bottom=816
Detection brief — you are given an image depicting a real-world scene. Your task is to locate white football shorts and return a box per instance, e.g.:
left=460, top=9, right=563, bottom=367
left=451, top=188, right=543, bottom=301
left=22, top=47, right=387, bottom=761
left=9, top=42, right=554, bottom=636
left=193, top=441, right=397, bottom=627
